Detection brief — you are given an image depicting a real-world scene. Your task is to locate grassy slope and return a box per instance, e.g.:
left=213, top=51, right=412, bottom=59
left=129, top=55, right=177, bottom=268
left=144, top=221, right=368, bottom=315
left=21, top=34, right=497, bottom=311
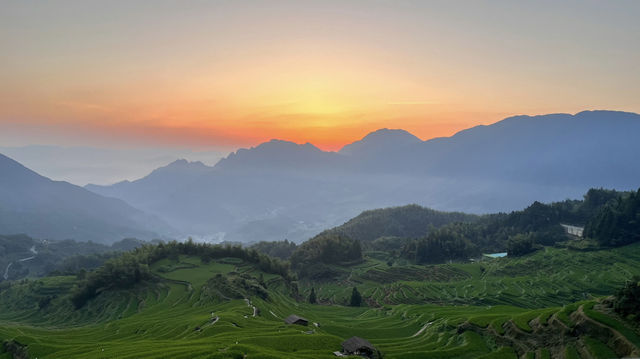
left=306, top=242, right=640, bottom=308
left=0, top=245, right=639, bottom=358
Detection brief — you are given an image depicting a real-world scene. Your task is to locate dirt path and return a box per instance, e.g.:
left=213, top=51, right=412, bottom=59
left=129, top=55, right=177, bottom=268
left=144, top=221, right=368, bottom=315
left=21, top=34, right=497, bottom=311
left=244, top=298, right=258, bottom=317
left=411, top=322, right=433, bottom=337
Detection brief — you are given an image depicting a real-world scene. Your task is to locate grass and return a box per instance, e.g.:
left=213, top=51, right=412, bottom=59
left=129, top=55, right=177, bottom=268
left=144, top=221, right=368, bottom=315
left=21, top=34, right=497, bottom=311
left=564, top=345, right=581, bottom=359
left=306, top=243, right=640, bottom=309
left=582, top=301, right=640, bottom=348
left=583, top=335, right=617, bottom=358
left=1, top=244, right=639, bottom=358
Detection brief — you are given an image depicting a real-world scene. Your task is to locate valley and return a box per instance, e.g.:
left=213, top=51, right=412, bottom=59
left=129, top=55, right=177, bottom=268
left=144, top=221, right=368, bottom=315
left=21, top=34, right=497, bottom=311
left=1, top=240, right=639, bottom=358
left=1, top=187, right=640, bottom=358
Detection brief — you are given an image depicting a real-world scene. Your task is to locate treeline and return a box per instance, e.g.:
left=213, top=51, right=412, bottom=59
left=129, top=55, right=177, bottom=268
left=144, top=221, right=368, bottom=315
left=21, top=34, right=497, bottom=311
left=71, top=240, right=293, bottom=308
left=51, top=253, right=120, bottom=276
left=250, top=240, right=297, bottom=260
left=394, top=188, right=629, bottom=262
left=585, top=188, right=640, bottom=247
left=290, top=234, right=362, bottom=279
left=399, top=201, right=567, bottom=262
left=286, top=188, right=630, bottom=271
left=409, top=226, right=480, bottom=264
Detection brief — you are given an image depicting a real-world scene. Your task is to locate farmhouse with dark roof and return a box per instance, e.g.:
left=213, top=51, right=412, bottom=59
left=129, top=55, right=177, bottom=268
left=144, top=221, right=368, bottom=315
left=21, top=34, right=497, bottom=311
left=340, top=336, right=379, bottom=358
left=284, top=314, right=308, bottom=326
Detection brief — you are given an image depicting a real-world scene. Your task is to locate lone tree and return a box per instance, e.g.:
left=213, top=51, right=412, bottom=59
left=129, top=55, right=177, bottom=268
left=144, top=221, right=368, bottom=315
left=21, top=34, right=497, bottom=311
left=350, top=286, right=362, bottom=307
left=309, top=287, right=317, bottom=304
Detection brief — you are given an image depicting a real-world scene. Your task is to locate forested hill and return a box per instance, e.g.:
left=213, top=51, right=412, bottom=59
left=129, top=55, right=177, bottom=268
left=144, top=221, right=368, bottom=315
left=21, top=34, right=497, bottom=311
left=314, top=204, right=478, bottom=243
left=286, top=188, right=635, bottom=279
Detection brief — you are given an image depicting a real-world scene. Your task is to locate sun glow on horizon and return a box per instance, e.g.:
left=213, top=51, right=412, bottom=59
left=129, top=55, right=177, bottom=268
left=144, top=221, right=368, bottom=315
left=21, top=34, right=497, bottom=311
left=1, top=1, right=638, bottom=150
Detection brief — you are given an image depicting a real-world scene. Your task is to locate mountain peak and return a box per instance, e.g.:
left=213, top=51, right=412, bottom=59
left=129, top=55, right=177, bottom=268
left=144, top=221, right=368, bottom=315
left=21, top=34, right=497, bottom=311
left=164, top=159, right=207, bottom=169
left=214, top=139, right=333, bottom=171
left=136, top=159, right=213, bottom=182
left=339, top=128, right=422, bottom=156
left=255, top=139, right=323, bottom=153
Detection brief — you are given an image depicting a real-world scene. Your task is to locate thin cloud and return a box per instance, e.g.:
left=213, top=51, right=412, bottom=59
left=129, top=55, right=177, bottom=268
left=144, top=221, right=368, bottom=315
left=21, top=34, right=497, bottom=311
left=387, top=101, right=439, bottom=106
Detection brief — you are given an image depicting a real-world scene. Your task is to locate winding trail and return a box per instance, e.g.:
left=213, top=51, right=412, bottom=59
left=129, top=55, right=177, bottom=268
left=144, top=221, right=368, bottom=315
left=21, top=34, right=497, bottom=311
left=3, top=245, right=38, bottom=280
left=244, top=298, right=258, bottom=317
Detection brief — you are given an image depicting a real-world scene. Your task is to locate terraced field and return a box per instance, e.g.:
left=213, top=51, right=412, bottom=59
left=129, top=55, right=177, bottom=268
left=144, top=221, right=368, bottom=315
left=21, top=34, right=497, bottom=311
left=306, top=242, right=640, bottom=308
left=1, top=245, right=639, bottom=358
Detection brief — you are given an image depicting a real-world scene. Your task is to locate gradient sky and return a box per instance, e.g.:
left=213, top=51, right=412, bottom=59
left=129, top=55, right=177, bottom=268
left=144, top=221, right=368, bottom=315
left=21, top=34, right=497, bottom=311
left=1, top=0, right=639, bottom=151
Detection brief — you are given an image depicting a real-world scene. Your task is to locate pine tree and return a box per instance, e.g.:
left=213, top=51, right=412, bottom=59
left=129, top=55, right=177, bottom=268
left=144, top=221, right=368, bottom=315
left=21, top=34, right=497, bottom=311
left=350, top=286, right=362, bottom=307
left=308, top=287, right=317, bottom=304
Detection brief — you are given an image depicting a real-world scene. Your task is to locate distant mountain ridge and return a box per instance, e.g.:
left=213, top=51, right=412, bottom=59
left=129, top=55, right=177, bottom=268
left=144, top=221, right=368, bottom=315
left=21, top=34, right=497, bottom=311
left=85, top=159, right=214, bottom=210
left=339, top=128, right=422, bottom=156
left=0, top=153, right=171, bottom=243
left=214, top=139, right=340, bottom=171
left=86, top=110, right=640, bottom=242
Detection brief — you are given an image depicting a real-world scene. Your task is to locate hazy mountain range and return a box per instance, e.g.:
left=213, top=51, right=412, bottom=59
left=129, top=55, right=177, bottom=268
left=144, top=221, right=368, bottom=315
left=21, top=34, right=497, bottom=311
left=0, top=146, right=225, bottom=186
left=0, top=153, right=172, bottom=243
left=80, top=110, right=640, bottom=243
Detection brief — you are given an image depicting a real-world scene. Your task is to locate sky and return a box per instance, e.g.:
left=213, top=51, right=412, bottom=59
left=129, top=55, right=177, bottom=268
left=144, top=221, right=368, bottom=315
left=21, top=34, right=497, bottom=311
left=1, top=0, right=639, bottom=155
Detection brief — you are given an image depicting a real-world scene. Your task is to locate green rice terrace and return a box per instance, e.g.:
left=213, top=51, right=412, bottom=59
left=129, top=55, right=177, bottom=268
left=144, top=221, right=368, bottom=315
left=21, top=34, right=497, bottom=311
left=1, top=241, right=640, bottom=358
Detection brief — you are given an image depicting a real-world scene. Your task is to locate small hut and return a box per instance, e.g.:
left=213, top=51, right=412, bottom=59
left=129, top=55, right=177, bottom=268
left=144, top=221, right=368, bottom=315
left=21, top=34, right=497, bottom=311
left=284, top=314, right=309, bottom=326
left=341, top=336, right=378, bottom=358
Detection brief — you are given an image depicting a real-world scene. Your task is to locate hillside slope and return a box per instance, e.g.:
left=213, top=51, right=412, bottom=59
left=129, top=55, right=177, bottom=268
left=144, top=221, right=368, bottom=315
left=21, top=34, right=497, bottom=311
left=0, top=153, right=171, bottom=243
left=315, top=204, right=479, bottom=242
left=1, top=242, right=639, bottom=358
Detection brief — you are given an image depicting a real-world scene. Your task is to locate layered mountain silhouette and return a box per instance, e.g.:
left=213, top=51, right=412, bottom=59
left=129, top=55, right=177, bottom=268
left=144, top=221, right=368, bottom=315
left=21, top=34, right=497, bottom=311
left=85, top=110, right=640, bottom=243
left=339, top=128, right=422, bottom=156
left=0, top=154, right=172, bottom=243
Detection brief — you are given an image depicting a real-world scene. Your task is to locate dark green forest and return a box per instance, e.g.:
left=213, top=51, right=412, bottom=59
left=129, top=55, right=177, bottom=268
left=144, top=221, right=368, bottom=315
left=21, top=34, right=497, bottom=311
left=585, top=188, right=640, bottom=247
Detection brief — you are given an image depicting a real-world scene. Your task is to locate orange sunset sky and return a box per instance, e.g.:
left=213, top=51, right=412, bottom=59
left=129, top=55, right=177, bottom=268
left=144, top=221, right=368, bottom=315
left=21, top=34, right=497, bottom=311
left=1, top=1, right=639, bottom=151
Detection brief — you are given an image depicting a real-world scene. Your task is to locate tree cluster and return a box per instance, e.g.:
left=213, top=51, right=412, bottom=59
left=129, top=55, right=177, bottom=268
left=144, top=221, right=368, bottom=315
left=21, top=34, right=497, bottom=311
left=585, top=188, right=640, bottom=247
left=506, top=233, right=536, bottom=257
left=70, top=252, right=151, bottom=308
left=290, top=234, right=362, bottom=279
left=250, top=240, right=297, bottom=260
left=398, top=189, right=624, bottom=263
left=411, top=226, right=479, bottom=264
left=613, top=276, right=640, bottom=322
